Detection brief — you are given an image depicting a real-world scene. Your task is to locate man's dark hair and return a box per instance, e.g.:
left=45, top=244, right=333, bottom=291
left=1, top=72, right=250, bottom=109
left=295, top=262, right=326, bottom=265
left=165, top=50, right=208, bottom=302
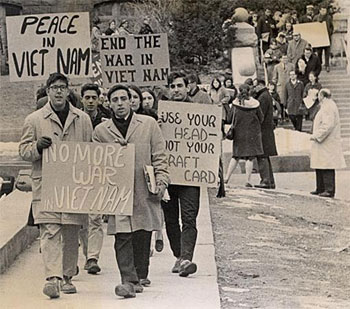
left=81, top=83, right=101, bottom=97
left=46, top=73, right=69, bottom=88
left=168, top=71, right=188, bottom=87
left=107, top=84, right=131, bottom=101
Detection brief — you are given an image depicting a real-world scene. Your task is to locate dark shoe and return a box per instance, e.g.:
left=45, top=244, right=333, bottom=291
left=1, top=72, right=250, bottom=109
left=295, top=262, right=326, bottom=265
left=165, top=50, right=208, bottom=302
left=326, top=66, right=330, bottom=72
left=245, top=182, right=253, bottom=188
left=172, top=258, right=182, bottom=273
left=319, top=191, right=334, bottom=198
left=74, top=265, right=79, bottom=276
left=254, top=183, right=272, bottom=189
left=115, top=283, right=136, bottom=298
left=310, top=190, right=320, bottom=195
left=43, top=277, right=60, bottom=299
left=86, top=259, right=101, bottom=274
left=179, top=260, right=197, bottom=277
left=155, top=239, right=164, bottom=252
left=61, top=276, right=77, bottom=294
left=140, top=278, right=151, bottom=287
left=132, top=283, right=144, bottom=293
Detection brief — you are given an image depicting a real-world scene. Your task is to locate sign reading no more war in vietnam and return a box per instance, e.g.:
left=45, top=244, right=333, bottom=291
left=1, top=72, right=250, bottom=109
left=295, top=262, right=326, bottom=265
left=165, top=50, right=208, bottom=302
left=6, top=12, right=91, bottom=82
left=100, top=34, right=170, bottom=87
left=41, top=142, right=135, bottom=216
left=158, top=101, right=222, bottom=187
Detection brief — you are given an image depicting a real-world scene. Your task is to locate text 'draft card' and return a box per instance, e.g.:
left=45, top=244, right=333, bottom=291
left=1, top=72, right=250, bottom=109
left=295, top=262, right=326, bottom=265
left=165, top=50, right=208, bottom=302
left=41, top=142, right=135, bottom=216
left=6, top=12, right=91, bottom=82
left=100, top=33, right=170, bottom=87
left=158, top=101, right=222, bottom=187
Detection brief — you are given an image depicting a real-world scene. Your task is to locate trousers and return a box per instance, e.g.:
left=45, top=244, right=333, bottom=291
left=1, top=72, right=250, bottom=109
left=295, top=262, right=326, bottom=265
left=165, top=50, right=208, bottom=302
left=315, top=169, right=335, bottom=196
left=162, top=185, right=200, bottom=261
left=40, top=223, right=80, bottom=279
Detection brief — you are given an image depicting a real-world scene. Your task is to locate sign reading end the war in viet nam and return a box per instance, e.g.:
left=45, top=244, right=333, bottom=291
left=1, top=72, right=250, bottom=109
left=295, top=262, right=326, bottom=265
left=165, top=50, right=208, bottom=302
left=6, top=12, right=91, bottom=82
left=158, top=101, right=222, bottom=187
left=293, top=22, right=330, bottom=48
left=41, top=142, right=135, bottom=216
left=100, top=33, right=170, bottom=87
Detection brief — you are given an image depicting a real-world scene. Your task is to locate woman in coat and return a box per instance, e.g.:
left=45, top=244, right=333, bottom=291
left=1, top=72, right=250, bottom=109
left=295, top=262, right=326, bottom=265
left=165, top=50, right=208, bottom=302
left=224, top=84, right=264, bottom=187
left=310, top=89, right=346, bottom=197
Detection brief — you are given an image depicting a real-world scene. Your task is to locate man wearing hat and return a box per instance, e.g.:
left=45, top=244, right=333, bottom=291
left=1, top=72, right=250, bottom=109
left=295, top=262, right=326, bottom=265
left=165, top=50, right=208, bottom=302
left=287, top=31, right=309, bottom=66
left=300, top=5, right=315, bottom=23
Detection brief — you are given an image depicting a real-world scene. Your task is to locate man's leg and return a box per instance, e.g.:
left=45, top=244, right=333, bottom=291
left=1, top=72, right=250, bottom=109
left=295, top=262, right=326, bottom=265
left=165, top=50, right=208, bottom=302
left=322, top=169, right=335, bottom=197
left=267, top=157, right=275, bottom=188
left=179, top=186, right=200, bottom=262
left=162, top=186, right=181, bottom=259
left=289, top=115, right=297, bottom=130
left=296, top=115, right=303, bottom=131
left=256, top=156, right=270, bottom=186
left=86, top=214, right=103, bottom=274
left=40, top=223, right=62, bottom=298
left=132, top=230, right=152, bottom=281
left=316, top=169, right=325, bottom=193
left=324, top=46, right=330, bottom=70
left=114, top=233, right=140, bottom=298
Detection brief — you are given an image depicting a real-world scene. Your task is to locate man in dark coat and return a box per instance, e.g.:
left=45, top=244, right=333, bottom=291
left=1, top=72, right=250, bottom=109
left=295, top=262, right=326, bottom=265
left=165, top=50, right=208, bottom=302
left=313, top=5, right=333, bottom=72
left=285, top=70, right=305, bottom=131
left=295, top=46, right=322, bottom=86
left=299, top=5, right=315, bottom=23
left=256, top=8, right=276, bottom=53
left=254, top=80, right=278, bottom=189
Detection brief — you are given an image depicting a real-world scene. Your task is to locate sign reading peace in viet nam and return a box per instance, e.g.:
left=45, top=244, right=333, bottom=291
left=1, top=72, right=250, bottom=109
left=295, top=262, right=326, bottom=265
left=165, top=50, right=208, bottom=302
left=41, top=142, right=135, bottom=216
left=100, top=33, right=170, bottom=87
left=158, top=101, right=222, bottom=187
left=6, top=12, right=91, bottom=82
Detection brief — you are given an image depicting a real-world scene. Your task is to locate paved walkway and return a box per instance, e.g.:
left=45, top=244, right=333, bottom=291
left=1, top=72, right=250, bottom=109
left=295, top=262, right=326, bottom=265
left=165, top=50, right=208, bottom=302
left=0, top=188, right=220, bottom=309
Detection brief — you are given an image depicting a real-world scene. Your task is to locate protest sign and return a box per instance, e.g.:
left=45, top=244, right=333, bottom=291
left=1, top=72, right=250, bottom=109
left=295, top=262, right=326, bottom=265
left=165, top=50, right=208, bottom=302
left=6, top=12, right=91, bottom=82
left=293, top=22, right=330, bottom=48
left=158, top=101, right=222, bottom=187
left=41, top=142, right=135, bottom=215
left=100, top=33, right=170, bottom=87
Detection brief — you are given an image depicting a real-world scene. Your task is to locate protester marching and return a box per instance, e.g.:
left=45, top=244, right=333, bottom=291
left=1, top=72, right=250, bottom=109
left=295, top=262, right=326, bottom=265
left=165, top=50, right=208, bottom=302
left=0, top=1, right=348, bottom=307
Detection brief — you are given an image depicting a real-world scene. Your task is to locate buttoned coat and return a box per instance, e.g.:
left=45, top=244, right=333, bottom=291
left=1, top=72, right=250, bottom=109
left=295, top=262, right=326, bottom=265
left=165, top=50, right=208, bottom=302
left=285, top=80, right=304, bottom=115
left=287, top=38, right=308, bottom=66
left=310, top=98, right=346, bottom=169
left=92, top=114, right=170, bottom=234
left=19, top=102, right=93, bottom=225
left=272, top=61, right=294, bottom=105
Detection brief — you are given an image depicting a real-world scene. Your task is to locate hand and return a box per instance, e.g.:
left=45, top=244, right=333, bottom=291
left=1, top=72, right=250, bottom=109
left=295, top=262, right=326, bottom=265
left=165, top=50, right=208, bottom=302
left=157, top=119, right=163, bottom=127
left=115, top=138, right=127, bottom=146
left=37, top=136, right=52, bottom=153
left=153, top=181, right=167, bottom=200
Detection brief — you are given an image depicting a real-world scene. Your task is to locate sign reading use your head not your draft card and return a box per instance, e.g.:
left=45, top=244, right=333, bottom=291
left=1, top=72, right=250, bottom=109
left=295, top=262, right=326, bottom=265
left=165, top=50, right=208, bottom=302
left=6, top=12, right=91, bottom=82
left=99, top=33, right=170, bottom=87
left=41, top=142, right=135, bottom=216
left=158, top=101, right=222, bottom=187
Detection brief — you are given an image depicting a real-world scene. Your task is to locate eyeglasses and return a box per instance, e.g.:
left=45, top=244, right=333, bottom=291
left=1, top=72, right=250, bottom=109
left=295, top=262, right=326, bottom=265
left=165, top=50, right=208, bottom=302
left=49, top=85, right=68, bottom=92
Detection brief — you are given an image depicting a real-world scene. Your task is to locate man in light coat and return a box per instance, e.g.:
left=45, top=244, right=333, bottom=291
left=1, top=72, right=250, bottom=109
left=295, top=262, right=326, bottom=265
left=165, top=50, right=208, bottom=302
left=92, top=84, right=169, bottom=298
left=19, top=73, right=93, bottom=299
left=310, top=89, right=346, bottom=197
left=287, top=31, right=309, bottom=66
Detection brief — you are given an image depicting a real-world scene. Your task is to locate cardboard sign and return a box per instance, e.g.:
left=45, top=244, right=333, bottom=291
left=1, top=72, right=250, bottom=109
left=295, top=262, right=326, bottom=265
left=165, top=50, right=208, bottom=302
left=41, top=142, right=135, bottom=215
left=158, top=101, right=222, bottom=187
left=6, top=12, right=92, bottom=82
left=293, top=22, right=330, bottom=48
left=100, top=33, right=170, bottom=87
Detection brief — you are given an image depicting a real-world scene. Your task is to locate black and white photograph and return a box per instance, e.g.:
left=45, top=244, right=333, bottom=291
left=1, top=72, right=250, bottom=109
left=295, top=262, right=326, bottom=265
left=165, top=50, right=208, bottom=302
left=0, top=0, right=349, bottom=308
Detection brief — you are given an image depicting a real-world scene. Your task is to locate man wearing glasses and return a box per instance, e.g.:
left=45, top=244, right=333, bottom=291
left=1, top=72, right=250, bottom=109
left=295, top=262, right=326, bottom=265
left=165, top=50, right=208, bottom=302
left=19, top=73, right=93, bottom=299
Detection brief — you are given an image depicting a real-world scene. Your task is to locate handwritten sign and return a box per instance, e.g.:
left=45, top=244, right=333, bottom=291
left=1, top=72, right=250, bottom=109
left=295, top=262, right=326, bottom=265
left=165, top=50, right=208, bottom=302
left=293, top=22, right=330, bottom=48
left=100, top=33, right=170, bottom=87
left=41, top=142, right=135, bottom=215
left=158, top=101, right=222, bottom=187
left=6, top=12, right=91, bottom=82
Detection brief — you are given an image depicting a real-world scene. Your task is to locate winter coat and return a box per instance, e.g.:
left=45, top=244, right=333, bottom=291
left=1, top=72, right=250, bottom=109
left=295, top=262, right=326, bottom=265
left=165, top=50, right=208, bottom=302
left=92, top=114, right=170, bottom=234
left=189, top=87, right=212, bottom=104
left=310, top=98, right=346, bottom=169
left=287, top=38, right=309, bottom=66
left=313, top=14, right=333, bottom=40
left=231, top=98, right=264, bottom=158
left=295, top=53, right=322, bottom=86
left=272, top=62, right=294, bottom=105
left=285, top=79, right=305, bottom=115
left=256, top=88, right=278, bottom=156
left=19, top=102, right=93, bottom=225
